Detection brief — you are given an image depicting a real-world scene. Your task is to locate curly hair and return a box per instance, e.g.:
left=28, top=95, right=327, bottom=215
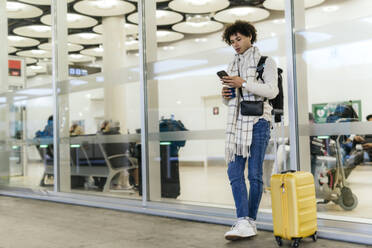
left=222, top=20, right=257, bottom=45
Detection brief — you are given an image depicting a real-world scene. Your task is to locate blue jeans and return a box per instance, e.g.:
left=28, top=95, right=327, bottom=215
left=227, top=119, right=270, bottom=220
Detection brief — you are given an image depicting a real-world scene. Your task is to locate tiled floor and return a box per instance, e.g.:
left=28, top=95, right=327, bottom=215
left=0, top=196, right=371, bottom=248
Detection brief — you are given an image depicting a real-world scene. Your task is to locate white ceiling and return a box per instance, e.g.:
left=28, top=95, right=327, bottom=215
left=263, top=0, right=325, bottom=11
left=172, top=21, right=223, bottom=34
left=39, top=42, right=84, bottom=52
left=18, top=0, right=74, bottom=5
left=16, top=49, right=52, bottom=58
left=41, top=13, right=98, bottom=29
left=13, top=25, right=52, bottom=38
left=169, top=0, right=230, bottom=14
left=128, top=10, right=184, bottom=26
left=73, top=0, right=136, bottom=17
left=7, top=1, right=43, bottom=19
left=93, top=23, right=138, bottom=35
left=8, top=35, right=40, bottom=47
left=68, top=33, right=103, bottom=45
left=214, top=7, right=271, bottom=23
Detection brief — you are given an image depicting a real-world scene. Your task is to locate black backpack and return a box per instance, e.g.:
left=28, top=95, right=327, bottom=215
left=256, top=56, right=284, bottom=123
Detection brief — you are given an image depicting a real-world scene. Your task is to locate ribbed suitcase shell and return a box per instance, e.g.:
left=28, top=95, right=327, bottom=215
left=271, top=171, right=317, bottom=240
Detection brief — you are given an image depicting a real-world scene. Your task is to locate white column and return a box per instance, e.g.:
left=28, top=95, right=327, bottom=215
left=285, top=0, right=311, bottom=171
left=139, top=0, right=160, bottom=202
left=0, top=0, right=9, bottom=180
left=52, top=0, right=70, bottom=191
left=102, top=16, right=128, bottom=132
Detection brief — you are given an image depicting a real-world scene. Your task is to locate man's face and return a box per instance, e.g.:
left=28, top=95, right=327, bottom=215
left=229, top=32, right=252, bottom=54
left=368, top=117, right=372, bottom=122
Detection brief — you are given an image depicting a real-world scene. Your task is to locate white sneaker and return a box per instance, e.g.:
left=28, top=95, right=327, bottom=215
left=224, top=218, right=257, bottom=240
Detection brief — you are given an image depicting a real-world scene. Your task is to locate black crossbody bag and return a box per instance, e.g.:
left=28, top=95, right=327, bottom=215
left=239, top=88, right=264, bottom=116
left=238, top=58, right=265, bottom=116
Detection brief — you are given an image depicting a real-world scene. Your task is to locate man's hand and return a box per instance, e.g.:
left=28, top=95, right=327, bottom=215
left=221, top=76, right=245, bottom=88
left=222, top=87, right=232, bottom=99
left=362, top=143, right=372, bottom=150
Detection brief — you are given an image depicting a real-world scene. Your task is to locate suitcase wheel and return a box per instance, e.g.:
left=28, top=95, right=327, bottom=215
left=275, top=236, right=283, bottom=246
left=291, top=238, right=301, bottom=248
left=312, top=232, right=318, bottom=242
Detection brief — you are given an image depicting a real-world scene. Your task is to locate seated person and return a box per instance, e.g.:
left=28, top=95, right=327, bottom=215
left=35, top=115, right=53, bottom=138
left=350, top=114, right=372, bottom=162
left=70, top=123, right=84, bottom=136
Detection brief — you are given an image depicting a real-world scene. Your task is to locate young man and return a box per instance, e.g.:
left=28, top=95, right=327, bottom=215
left=220, top=21, right=279, bottom=240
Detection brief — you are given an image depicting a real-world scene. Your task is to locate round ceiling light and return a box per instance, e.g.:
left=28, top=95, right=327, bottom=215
left=93, top=23, right=138, bottom=35
left=172, top=16, right=223, bottom=34
left=127, top=0, right=170, bottom=2
left=69, top=54, right=95, bottom=63
left=7, top=1, right=43, bottom=19
left=25, top=57, right=37, bottom=64
left=169, top=0, right=229, bottom=14
left=128, top=10, right=183, bottom=26
left=263, top=0, right=325, bottom=11
left=80, top=47, right=104, bottom=57
left=68, top=33, right=103, bottom=45
left=13, top=25, right=52, bottom=38
left=74, top=0, right=136, bottom=17
left=18, top=0, right=75, bottom=5
left=41, top=13, right=98, bottom=29
left=28, top=65, right=45, bottom=73
left=214, top=7, right=270, bottom=23
left=8, top=35, right=40, bottom=47
left=8, top=47, right=17, bottom=54
left=16, top=49, right=52, bottom=58
left=157, top=30, right=184, bottom=43
left=125, top=39, right=139, bottom=51
left=38, top=42, right=84, bottom=52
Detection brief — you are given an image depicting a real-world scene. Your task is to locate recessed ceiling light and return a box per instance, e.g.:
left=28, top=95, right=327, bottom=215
left=7, top=2, right=23, bottom=12
left=273, top=19, right=285, bottom=24
left=195, top=38, right=207, bottom=42
left=322, top=5, right=339, bottom=12
left=184, top=0, right=211, bottom=6
left=80, top=33, right=98, bottom=39
left=156, top=10, right=169, bottom=19
left=157, top=31, right=170, bottom=38
left=29, top=65, right=43, bottom=70
left=94, top=47, right=104, bottom=52
left=8, top=36, right=24, bottom=42
left=214, top=7, right=270, bottom=23
left=169, top=0, right=229, bottom=14
left=91, top=0, right=119, bottom=9
left=30, top=25, right=51, bottom=33
left=67, top=14, right=83, bottom=22
left=70, top=54, right=83, bottom=59
left=31, top=50, right=46, bottom=55
left=126, top=40, right=138, bottom=45
left=163, top=46, right=175, bottom=50
left=230, top=8, right=254, bottom=16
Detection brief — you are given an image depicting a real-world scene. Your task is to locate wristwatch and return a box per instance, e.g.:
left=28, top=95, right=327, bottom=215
left=242, top=81, right=247, bottom=88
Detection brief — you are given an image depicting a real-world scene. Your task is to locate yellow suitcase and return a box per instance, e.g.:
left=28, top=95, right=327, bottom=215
left=271, top=171, right=318, bottom=248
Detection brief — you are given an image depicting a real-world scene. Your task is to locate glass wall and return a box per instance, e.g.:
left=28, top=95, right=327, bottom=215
left=145, top=1, right=288, bottom=214
left=295, top=0, right=372, bottom=220
left=53, top=0, right=141, bottom=198
left=1, top=1, right=55, bottom=190
left=2, top=0, right=372, bottom=240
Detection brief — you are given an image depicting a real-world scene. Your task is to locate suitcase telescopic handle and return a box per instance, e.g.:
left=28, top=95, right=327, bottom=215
left=280, top=170, right=296, bottom=174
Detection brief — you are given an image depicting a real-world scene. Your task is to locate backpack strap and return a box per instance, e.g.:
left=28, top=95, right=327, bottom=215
left=256, top=56, right=268, bottom=81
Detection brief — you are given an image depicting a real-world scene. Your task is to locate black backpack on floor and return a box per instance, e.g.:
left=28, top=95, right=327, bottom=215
left=256, top=56, right=284, bottom=123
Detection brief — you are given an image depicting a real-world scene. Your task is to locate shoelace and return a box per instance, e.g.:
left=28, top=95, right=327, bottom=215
left=230, top=220, right=246, bottom=230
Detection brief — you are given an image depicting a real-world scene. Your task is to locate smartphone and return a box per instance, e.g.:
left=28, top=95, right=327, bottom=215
left=217, top=70, right=229, bottom=79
